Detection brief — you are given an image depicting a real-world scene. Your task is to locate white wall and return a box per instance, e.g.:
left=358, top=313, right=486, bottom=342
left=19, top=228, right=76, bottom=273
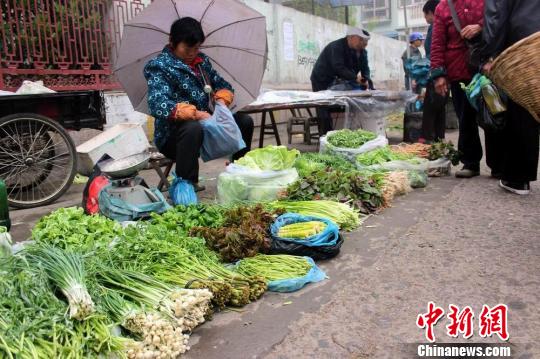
left=241, top=0, right=405, bottom=90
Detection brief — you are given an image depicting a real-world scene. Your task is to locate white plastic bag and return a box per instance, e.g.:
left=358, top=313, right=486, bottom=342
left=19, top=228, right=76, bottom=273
left=200, top=103, right=246, bottom=162
left=319, top=131, right=388, bottom=162
left=218, top=164, right=299, bottom=204
left=15, top=80, right=56, bottom=95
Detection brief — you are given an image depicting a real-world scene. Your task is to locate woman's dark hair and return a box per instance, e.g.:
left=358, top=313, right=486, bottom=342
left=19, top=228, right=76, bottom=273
left=423, top=0, right=440, bottom=14
left=170, top=17, right=205, bottom=48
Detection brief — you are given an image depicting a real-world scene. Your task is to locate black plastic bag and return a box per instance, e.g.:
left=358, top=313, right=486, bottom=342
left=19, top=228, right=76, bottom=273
left=270, top=233, right=344, bottom=260
left=477, top=96, right=506, bottom=132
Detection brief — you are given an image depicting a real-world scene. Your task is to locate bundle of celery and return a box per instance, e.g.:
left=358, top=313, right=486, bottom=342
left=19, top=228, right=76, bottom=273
left=234, top=254, right=312, bottom=282
left=99, top=223, right=266, bottom=308
left=269, top=200, right=361, bottom=231
left=25, top=244, right=95, bottom=320
left=278, top=221, right=327, bottom=239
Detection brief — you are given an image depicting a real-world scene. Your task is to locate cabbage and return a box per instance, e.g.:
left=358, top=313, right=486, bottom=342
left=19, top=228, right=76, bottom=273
left=217, top=173, right=249, bottom=203
left=235, top=146, right=299, bottom=171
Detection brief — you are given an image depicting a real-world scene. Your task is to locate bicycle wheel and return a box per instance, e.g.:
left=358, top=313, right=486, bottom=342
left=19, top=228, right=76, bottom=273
left=0, top=113, right=77, bottom=208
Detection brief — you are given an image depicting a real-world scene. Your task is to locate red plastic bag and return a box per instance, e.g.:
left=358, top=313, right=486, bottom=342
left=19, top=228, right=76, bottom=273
left=85, top=175, right=109, bottom=214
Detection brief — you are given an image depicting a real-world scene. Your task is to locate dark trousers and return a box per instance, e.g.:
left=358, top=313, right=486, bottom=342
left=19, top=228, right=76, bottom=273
left=422, top=81, right=447, bottom=142
left=160, top=113, right=254, bottom=183
left=451, top=82, right=483, bottom=171
left=312, top=81, right=334, bottom=135
left=485, top=100, right=539, bottom=183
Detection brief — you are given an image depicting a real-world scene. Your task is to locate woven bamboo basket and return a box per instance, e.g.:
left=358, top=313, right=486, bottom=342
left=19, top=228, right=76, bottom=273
left=490, top=31, right=540, bottom=123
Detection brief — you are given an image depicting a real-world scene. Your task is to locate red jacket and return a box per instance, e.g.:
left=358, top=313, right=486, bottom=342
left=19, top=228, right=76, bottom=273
left=430, top=0, right=484, bottom=82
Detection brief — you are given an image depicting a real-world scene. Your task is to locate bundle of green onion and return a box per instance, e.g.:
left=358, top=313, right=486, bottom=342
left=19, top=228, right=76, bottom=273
left=234, top=254, right=312, bottom=282
left=100, top=291, right=190, bottom=358
left=96, top=267, right=212, bottom=333
left=25, top=244, right=95, bottom=320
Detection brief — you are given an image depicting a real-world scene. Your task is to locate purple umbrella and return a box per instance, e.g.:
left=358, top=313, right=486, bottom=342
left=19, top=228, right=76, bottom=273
left=114, top=0, right=268, bottom=113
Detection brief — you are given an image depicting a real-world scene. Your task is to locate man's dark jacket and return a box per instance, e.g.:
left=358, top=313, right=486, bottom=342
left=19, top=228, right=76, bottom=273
left=310, top=37, right=371, bottom=91
left=482, top=0, right=540, bottom=59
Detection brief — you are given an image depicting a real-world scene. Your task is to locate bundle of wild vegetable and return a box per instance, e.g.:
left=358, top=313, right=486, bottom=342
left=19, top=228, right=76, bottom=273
left=0, top=257, right=129, bottom=358
left=285, top=169, right=385, bottom=214
left=294, top=152, right=355, bottom=177
left=98, top=224, right=266, bottom=308
left=100, top=291, right=190, bottom=358
left=381, top=171, right=412, bottom=206
left=25, top=244, right=95, bottom=320
left=269, top=200, right=361, bottom=231
left=327, top=129, right=377, bottom=148
left=96, top=267, right=212, bottom=333
left=190, top=205, right=283, bottom=262
left=150, top=204, right=225, bottom=234
left=31, top=207, right=123, bottom=251
left=278, top=221, right=327, bottom=238
left=234, top=254, right=312, bottom=282
left=428, top=140, right=460, bottom=165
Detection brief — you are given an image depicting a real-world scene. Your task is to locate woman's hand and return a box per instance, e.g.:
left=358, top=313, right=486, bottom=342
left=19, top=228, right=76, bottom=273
left=461, top=24, right=482, bottom=40
left=434, top=77, right=449, bottom=97
left=195, top=111, right=211, bottom=120
left=214, top=89, right=234, bottom=107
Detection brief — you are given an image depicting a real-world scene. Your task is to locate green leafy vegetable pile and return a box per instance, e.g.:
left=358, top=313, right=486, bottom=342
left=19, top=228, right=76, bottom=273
left=327, top=129, right=377, bottom=148
left=356, top=146, right=418, bottom=166
left=31, top=207, right=123, bottom=251
left=294, top=152, right=355, bottom=177
left=285, top=169, right=385, bottom=214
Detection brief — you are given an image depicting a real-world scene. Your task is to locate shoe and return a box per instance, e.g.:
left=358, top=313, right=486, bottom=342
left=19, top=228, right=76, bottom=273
left=499, top=180, right=530, bottom=195
left=194, top=183, right=206, bottom=192
left=490, top=171, right=503, bottom=180
left=455, top=168, right=480, bottom=178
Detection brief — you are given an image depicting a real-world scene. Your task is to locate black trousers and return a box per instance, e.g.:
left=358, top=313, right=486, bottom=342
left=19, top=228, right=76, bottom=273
left=422, top=81, right=447, bottom=142
left=451, top=82, right=483, bottom=171
left=160, top=113, right=254, bottom=183
left=311, top=81, right=334, bottom=135
left=485, top=100, right=539, bottom=183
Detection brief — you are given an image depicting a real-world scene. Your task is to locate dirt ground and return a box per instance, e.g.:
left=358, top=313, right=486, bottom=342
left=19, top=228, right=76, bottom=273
left=8, top=126, right=540, bottom=359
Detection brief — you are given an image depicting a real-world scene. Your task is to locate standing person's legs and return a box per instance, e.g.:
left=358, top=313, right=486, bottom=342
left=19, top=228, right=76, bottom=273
left=483, top=127, right=505, bottom=177
left=312, top=81, right=333, bottom=135
left=501, top=100, right=540, bottom=184
left=450, top=82, right=483, bottom=173
left=232, top=113, right=254, bottom=161
left=422, top=82, right=447, bottom=142
left=159, top=120, right=203, bottom=184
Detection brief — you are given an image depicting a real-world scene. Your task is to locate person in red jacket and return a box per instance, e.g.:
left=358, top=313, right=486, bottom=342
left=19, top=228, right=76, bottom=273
left=430, top=0, right=489, bottom=178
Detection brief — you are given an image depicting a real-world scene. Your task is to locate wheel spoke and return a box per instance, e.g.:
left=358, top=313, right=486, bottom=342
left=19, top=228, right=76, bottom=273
left=27, top=124, right=46, bottom=157
left=35, top=152, right=70, bottom=165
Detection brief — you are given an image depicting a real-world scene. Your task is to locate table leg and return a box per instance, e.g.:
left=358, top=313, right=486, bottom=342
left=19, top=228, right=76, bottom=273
left=269, top=111, right=281, bottom=146
left=259, top=111, right=267, bottom=148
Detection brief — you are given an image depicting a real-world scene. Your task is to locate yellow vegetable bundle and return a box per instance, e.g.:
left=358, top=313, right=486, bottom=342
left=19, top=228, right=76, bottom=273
left=277, top=221, right=327, bottom=239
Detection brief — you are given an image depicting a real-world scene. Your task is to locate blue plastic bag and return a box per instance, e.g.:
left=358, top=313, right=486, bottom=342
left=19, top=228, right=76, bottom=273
left=405, top=57, right=431, bottom=87
left=267, top=257, right=326, bottom=293
left=169, top=173, right=197, bottom=206
left=270, top=213, right=340, bottom=247
left=200, top=103, right=246, bottom=162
